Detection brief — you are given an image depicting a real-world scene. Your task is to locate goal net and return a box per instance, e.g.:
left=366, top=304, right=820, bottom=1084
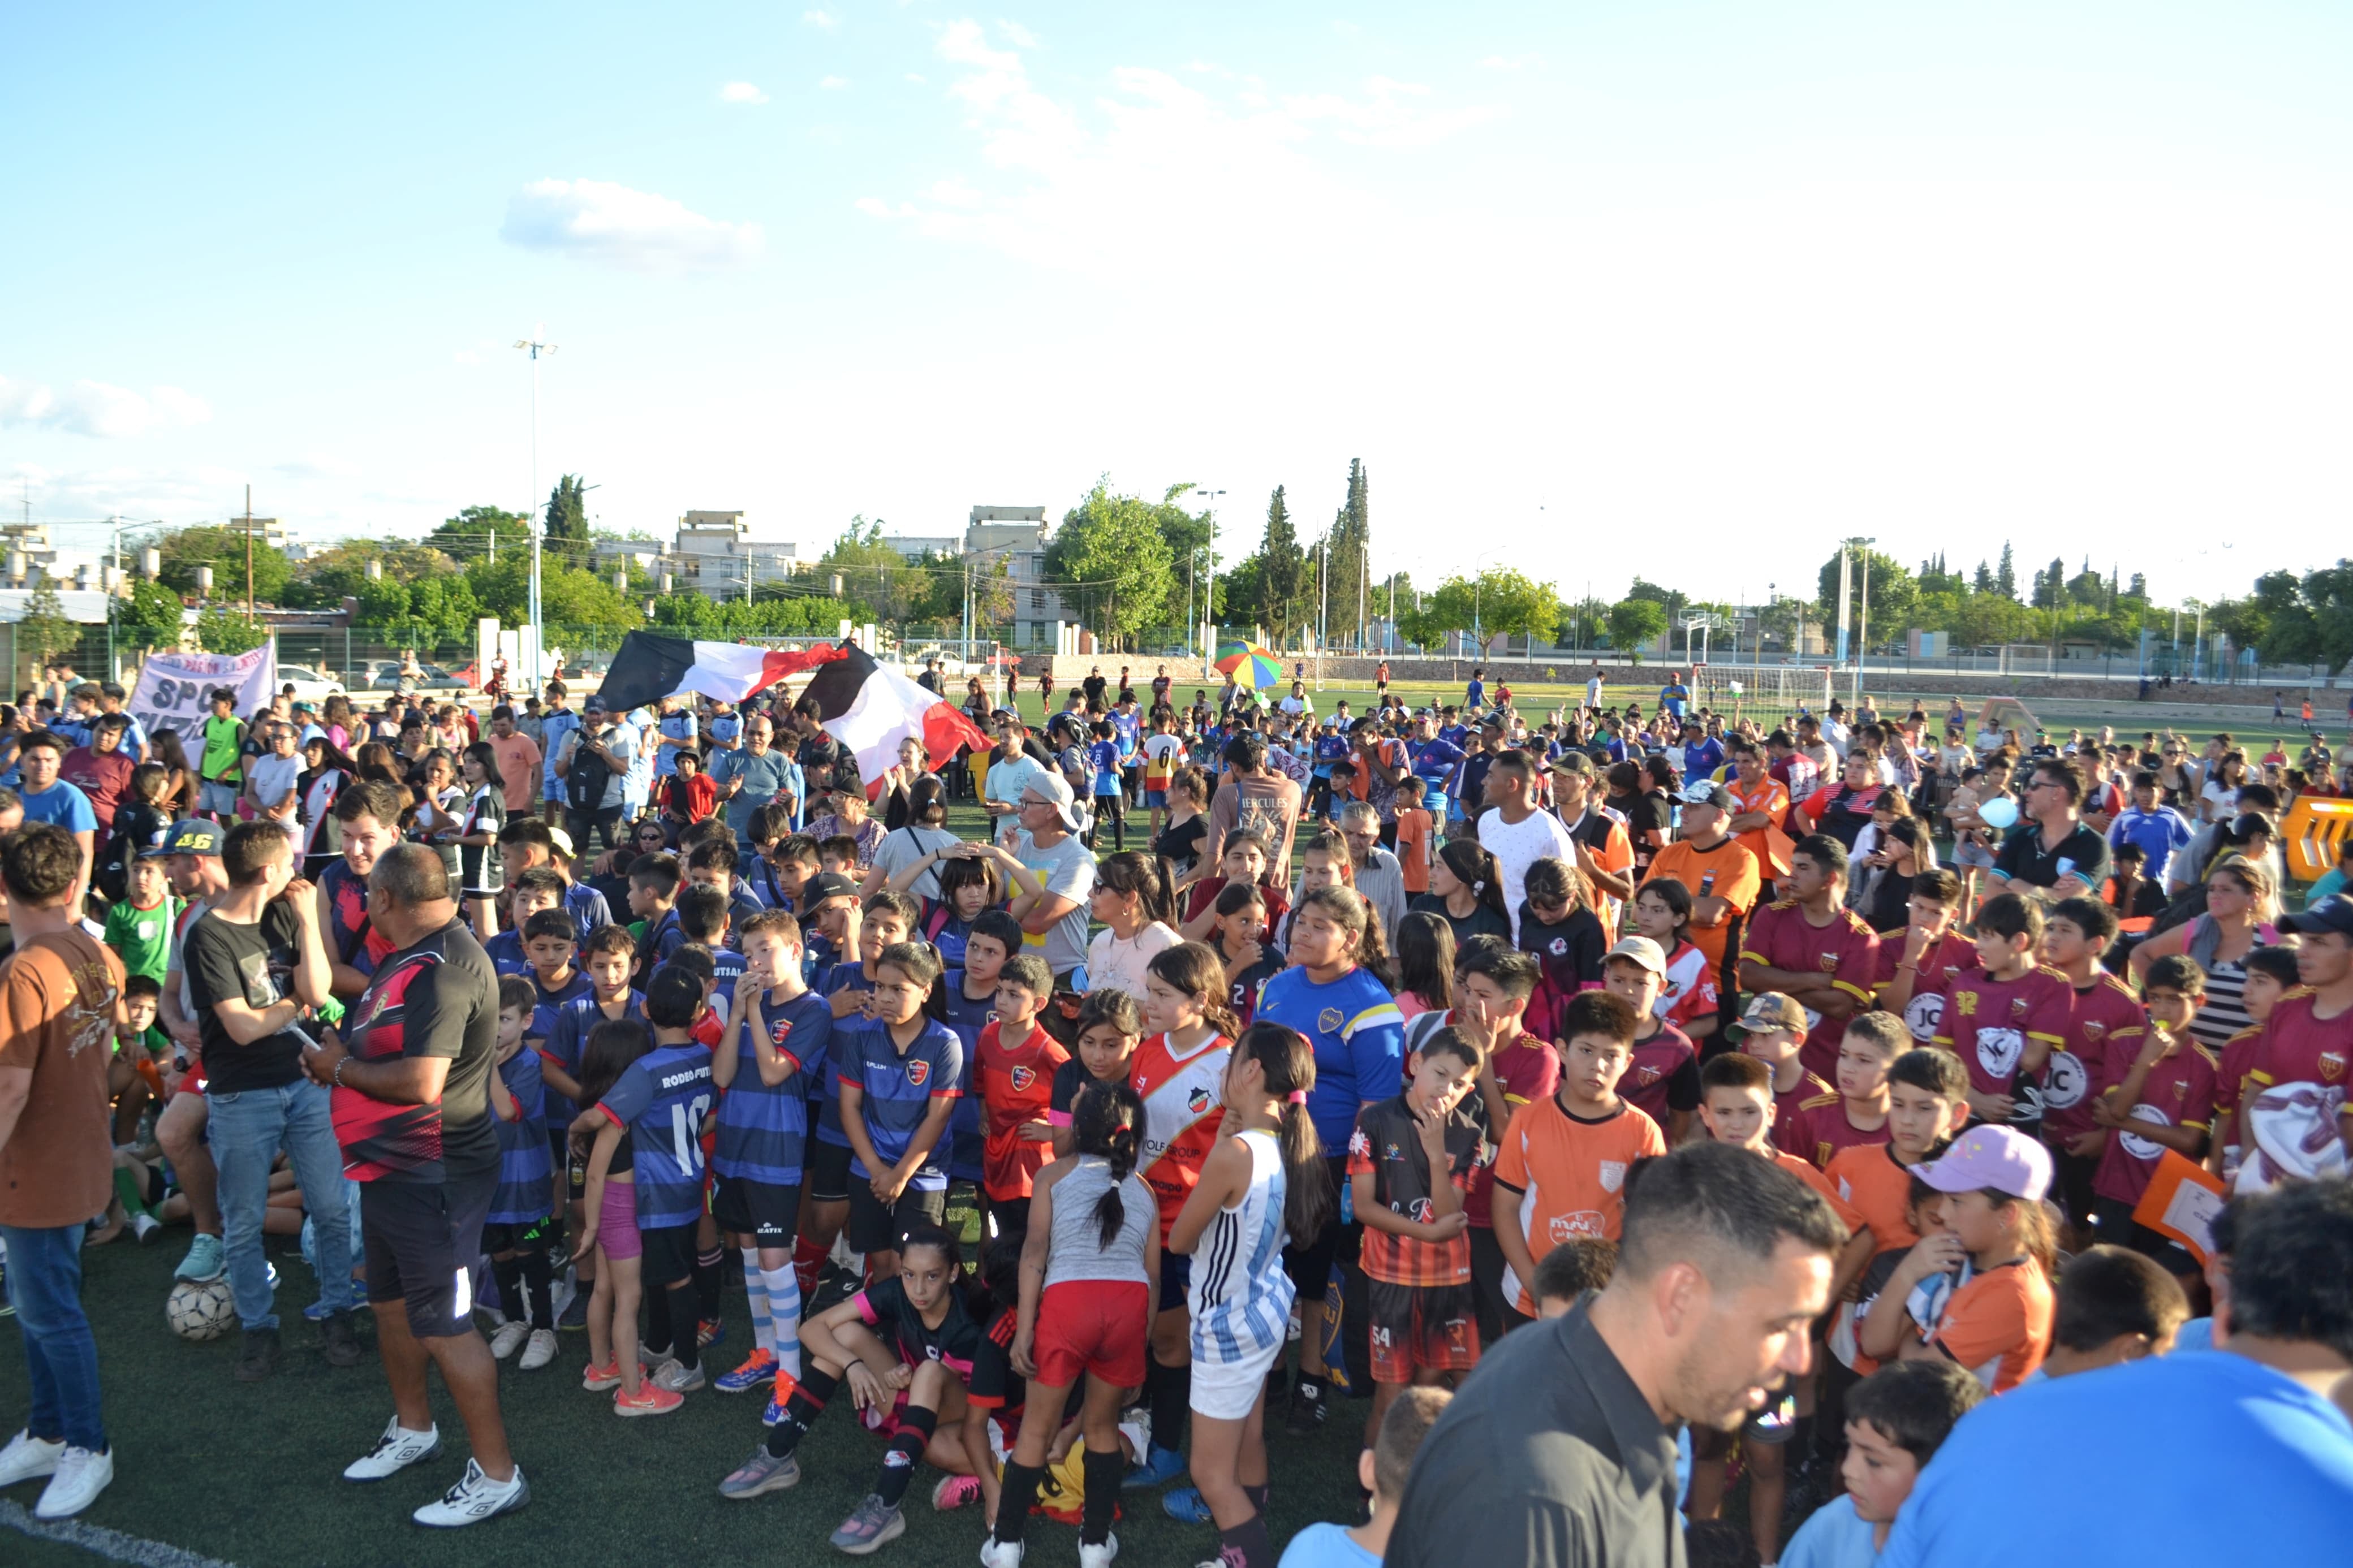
left=1696, top=663, right=1833, bottom=715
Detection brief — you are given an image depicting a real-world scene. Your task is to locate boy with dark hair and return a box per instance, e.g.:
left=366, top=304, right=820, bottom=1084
left=485, top=975, right=559, bottom=1370
left=2089, top=953, right=2214, bottom=1284
left=2039, top=896, right=2142, bottom=1248
left=1442, top=937, right=1565, bottom=1341
left=1488, top=990, right=1666, bottom=1326
left=1782, top=1010, right=1900, bottom=1172
left=1781, top=1360, right=1984, bottom=1566
left=1529, top=1237, right=1617, bottom=1318
left=1277, top=1386, right=1452, bottom=1568
left=540, top=922, right=643, bottom=1329
left=1348, top=1026, right=1490, bottom=1457
left=2039, top=1245, right=2188, bottom=1379
left=1933, top=892, right=2071, bottom=1134
left=685, top=838, right=762, bottom=944
left=1873, top=867, right=1980, bottom=1045
left=2210, top=943, right=2302, bottom=1172
left=1738, top=832, right=1880, bottom=1079
left=674, top=885, right=742, bottom=997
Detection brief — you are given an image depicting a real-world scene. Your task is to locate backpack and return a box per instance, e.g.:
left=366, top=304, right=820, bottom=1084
left=566, top=733, right=613, bottom=812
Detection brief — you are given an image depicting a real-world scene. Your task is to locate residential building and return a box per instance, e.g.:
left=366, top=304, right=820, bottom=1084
left=669, top=510, right=801, bottom=595
left=963, top=505, right=1071, bottom=650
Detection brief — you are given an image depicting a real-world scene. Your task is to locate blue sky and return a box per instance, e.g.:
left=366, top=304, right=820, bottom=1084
left=7, top=1, right=2351, bottom=607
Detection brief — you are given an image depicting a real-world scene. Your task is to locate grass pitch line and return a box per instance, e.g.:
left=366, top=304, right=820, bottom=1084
left=0, top=1502, right=243, bottom=1568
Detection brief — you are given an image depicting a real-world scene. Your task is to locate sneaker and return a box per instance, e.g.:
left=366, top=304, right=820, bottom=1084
left=343, top=1418, right=442, bottom=1482
left=0, top=1429, right=65, bottom=1488
left=932, top=1472, right=981, bottom=1511
left=653, top=1358, right=707, bottom=1393
left=412, top=1458, right=529, bottom=1527
left=699, top=1317, right=726, bottom=1350
left=519, top=1329, right=559, bottom=1371
left=128, top=1212, right=161, bottom=1243
left=761, top=1386, right=792, bottom=1427
left=489, top=1321, right=531, bottom=1360
left=1285, top=1376, right=1328, bottom=1437
left=33, top=1446, right=113, bottom=1521
left=322, top=1311, right=364, bottom=1368
left=830, top=1493, right=906, bottom=1555
left=979, top=1539, right=1026, bottom=1568
left=581, top=1360, right=628, bottom=1392
left=303, top=1297, right=335, bottom=1323
left=614, top=1383, right=685, bottom=1418
left=174, top=1232, right=225, bottom=1281
left=718, top=1445, right=801, bottom=1500
left=557, top=1290, right=591, bottom=1332
left=1162, top=1484, right=1214, bottom=1524
left=1079, top=1536, right=1119, bottom=1568
left=234, top=1327, right=282, bottom=1383
left=716, top=1349, right=779, bottom=1394
left=1122, top=1444, right=1186, bottom=1489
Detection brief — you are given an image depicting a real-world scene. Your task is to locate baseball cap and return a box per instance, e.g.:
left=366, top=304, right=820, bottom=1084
left=1725, top=992, right=1808, bottom=1042
left=2281, top=893, right=2353, bottom=940
left=1549, top=750, right=1594, bottom=776
left=1908, top=1124, right=2053, bottom=1202
left=583, top=695, right=607, bottom=713
left=547, top=826, right=576, bottom=859
left=1603, top=935, right=1667, bottom=978
left=146, top=819, right=225, bottom=859
left=1680, top=780, right=1733, bottom=809
left=1021, top=770, right=1085, bottom=833
left=801, top=870, right=860, bottom=906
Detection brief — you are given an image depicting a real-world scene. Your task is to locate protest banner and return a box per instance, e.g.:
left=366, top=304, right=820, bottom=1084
left=129, top=641, right=279, bottom=740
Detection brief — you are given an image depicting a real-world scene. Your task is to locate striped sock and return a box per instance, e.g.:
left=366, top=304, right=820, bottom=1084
left=762, top=1264, right=802, bottom=1376
left=793, top=1234, right=828, bottom=1298
left=741, top=1250, right=773, bottom=1356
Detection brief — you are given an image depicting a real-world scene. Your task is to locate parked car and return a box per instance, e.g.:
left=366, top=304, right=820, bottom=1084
left=367, top=660, right=467, bottom=692
left=275, top=663, right=346, bottom=703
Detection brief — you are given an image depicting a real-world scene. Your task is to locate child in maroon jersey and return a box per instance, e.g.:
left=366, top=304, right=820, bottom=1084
left=2210, top=945, right=2300, bottom=1177
left=2039, top=896, right=2145, bottom=1250
left=1726, top=991, right=1832, bottom=1134
left=2090, top=954, right=2215, bottom=1288
left=2235, top=895, right=2353, bottom=1192
left=1932, top=893, right=2071, bottom=1135
left=1874, top=868, right=1980, bottom=1044
left=1597, top=936, right=1699, bottom=1143
left=1783, top=1011, right=1901, bottom=1170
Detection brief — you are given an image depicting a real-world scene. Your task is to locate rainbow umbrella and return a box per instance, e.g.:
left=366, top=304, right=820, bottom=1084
left=1214, top=641, right=1283, bottom=689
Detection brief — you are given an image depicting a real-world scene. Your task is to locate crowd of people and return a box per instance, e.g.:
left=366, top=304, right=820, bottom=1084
left=0, top=655, right=2348, bottom=1566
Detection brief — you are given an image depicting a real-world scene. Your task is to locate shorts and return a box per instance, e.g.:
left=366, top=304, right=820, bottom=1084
left=1157, top=1252, right=1192, bottom=1314
left=361, top=1169, right=495, bottom=1340
left=1190, top=1337, right=1283, bottom=1421
left=807, top=1140, right=854, bottom=1204
left=2093, top=1197, right=2198, bottom=1277
left=1366, top=1277, right=1480, bottom=1385
left=846, top=1183, right=947, bottom=1255
left=1033, top=1280, right=1150, bottom=1388
left=1144, top=789, right=1167, bottom=810
left=2048, top=1146, right=2100, bottom=1226
left=986, top=1195, right=1032, bottom=1242
left=713, top=1176, right=800, bottom=1246
left=481, top=1218, right=554, bottom=1254
left=1953, top=841, right=1998, bottom=870
left=640, top=1219, right=699, bottom=1288
left=596, top=1178, right=641, bottom=1260
left=1281, top=1154, right=1358, bottom=1299
left=198, top=779, right=242, bottom=817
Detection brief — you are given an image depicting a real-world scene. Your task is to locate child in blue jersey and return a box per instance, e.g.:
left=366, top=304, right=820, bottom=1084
left=484, top=869, right=564, bottom=975
left=686, top=837, right=765, bottom=947
left=519, top=907, right=592, bottom=1207
left=486, top=976, right=559, bottom=1370
left=712, top=909, right=832, bottom=1401
left=940, top=909, right=1027, bottom=1202
left=589, top=965, right=716, bottom=1394
left=804, top=889, right=917, bottom=1289
left=1169, top=1022, right=1335, bottom=1568
left=627, top=852, right=686, bottom=982
left=839, top=940, right=964, bottom=1284
left=675, top=887, right=747, bottom=1008
left=540, top=923, right=643, bottom=1323
left=571, top=1016, right=674, bottom=1415
left=1088, top=719, right=1127, bottom=851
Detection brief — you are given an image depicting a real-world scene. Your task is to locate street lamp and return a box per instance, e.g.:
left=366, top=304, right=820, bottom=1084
left=1186, top=487, right=1223, bottom=663
left=514, top=327, right=557, bottom=693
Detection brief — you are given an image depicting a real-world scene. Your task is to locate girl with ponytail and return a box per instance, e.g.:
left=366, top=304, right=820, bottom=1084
left=1163, top=1022, right=1333, bottom=1568
left=1408, top=837, right=1513, bottom=949
left=982, top=1081, right=1158, bottom=1568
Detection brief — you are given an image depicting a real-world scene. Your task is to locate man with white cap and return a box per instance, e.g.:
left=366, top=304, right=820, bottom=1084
left=986, top=770, right=1096, bottom=990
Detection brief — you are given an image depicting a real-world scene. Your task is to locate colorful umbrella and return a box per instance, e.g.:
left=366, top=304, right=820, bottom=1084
left=1214, top=641, right=1283, bottom=689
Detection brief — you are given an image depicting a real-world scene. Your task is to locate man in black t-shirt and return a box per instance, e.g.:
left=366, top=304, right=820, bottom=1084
left=182, top=819, right=358, bottom=1381
left=1993, top=758, right=2111, bottom=904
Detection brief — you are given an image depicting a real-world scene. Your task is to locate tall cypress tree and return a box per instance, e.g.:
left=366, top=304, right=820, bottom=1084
left=1259, top=486, right=1308, bottom=648
left=1996, top=541, right=2018, bottom=601
left=1322, top=458, right=1371, bottom=650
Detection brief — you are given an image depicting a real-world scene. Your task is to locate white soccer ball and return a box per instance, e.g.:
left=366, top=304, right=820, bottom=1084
left=167, top=1277, right=236, bottom=1342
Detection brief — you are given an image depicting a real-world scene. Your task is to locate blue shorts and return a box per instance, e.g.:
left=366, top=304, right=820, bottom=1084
left=1145, top=789, right=1167, bottom=809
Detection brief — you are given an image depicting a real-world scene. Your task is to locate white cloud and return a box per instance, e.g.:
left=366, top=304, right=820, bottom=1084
left=500, top=179, right=765, bottom=271
left=720, top=81, right=770, bottom=103
left=1283, top=75, right=1504, bottom=147
left=802, top=7, right=837, bottom=28
left=997, top=19, right=1037, bottom=47
left=904, top=73, right=927, bottom=84
left=818, top=75, right=850, bottom=90
left=273, top=454, right=360, bottom=480
left=0, top=375, right=211, bottom=438
left=1479, top=53, right=1540, bottom=71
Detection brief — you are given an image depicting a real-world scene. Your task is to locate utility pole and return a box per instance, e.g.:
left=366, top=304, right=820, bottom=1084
left=513, top=329, right=558, bottom=693
left=239, top=483, right=256, bottom=618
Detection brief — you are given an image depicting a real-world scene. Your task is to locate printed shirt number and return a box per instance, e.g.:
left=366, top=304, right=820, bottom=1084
left=670, top=1092, right=713, bottom=1174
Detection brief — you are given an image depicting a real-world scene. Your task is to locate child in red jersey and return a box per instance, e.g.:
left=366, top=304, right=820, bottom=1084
left=1782, top=1010, right=1901, bottom=1170
left=2039, top=896, right=2145, bottom=1250
left=1932, top=893, right=2071, bottom=1135
left=1873, top=867, right=1980, bottom=1044
left=1596, top=935, right=1699, bottom=1143
left=975, top=953, right=1069, bottom=1241
left=1726, top=991, right=1833, bottom=1134
left=2210, top=945, right=2301, bottom=1179
left=2089, top=954, right=2215, bottom=1288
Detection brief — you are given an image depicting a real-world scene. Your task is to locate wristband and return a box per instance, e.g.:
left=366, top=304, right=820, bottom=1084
left=332, top=1056, right=350, bottom=1087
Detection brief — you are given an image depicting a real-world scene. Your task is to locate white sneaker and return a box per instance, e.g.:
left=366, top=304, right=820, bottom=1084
left=518, top=1328, right=559, bottom=1371
left=0, top=1429, right=65, bottom=1487
left=1079, top=1535, right=1119, bottom=1568
left=129, top=1212, right=162, bottom=1243
left=34, top=1446, right=113, bottom=1520
left=652, top=1358, right=706, bottom=1393
left=489, top=1321, right=530, bottom=1360
left=343, top=1417, right=442, bottom=1481
left=979, top=1538, right=1026, bottom=1568
left=412, top=1458, right=529, bottom=1527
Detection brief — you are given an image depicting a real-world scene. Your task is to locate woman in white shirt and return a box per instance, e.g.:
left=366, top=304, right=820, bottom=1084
left=1084, top=850, right=1182, bottom=1001
left=2200, top=751, right=2248, bottom=823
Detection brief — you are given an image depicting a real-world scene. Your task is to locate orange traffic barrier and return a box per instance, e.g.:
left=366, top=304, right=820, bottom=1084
left=2281, top=795, right=2353, bottom=883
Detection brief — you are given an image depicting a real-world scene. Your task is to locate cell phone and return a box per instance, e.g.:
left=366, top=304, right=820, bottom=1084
left=290, top=1022, right=322, bottom=1053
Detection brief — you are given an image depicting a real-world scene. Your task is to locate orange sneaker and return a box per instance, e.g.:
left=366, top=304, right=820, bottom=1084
left=582, top=1359, right=623, bottom=1391
left=614, top=1382, right=684, bottom=1418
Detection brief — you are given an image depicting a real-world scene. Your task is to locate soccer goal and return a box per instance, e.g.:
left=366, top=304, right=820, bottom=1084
left=1696, top=663, right=1833, bottom=715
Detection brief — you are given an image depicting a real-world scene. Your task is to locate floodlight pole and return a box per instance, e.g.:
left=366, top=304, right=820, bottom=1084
left=515, top=329, right=557, bottom=693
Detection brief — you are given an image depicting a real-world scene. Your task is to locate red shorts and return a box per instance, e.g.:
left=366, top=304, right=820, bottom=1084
left=1367, top=1278, right=1480, bottom=1385
left=1033, top=1280, right=1149, bottom=1389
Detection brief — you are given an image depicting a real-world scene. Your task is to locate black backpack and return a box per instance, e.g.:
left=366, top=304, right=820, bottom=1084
left=566, top=732, right=613, bottom=813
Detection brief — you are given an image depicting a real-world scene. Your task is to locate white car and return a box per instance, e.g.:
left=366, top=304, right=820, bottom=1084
left=275, top=663, right=347, bottom=704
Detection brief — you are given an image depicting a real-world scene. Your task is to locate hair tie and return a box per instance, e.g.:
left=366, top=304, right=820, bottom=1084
left=1285, top=1090, right=1309, bottom=1106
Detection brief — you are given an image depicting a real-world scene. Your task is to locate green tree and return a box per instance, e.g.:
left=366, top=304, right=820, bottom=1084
left=1996, top=542, right=2018, bottom=600
left=1043, top=480, right=1178, bottom=650
left=1243, top=486, right=1313, bottom=649
left=819, top=516, right=930, bottom=623
left=1606, top=598, right=1667, bottom=660
left=542, top=476, right=592, bottom=564
left=192, top=606, right=268, bottom=655
left=1814, top=548, right=1918, bottom=643
left=1625, top=578, right=1688, bottom=625
left=152, top=524, right=292, bottom=606
left=1557, top=594, right=1612, bottom=647
left=1157, top=483, right=1223, bottom=625
left=429, top=504, right=533, bottom=565
left=539, top=563, right=643, bottom=639
left=119, top=579, right=188, bottom=651
left=287, top=539, right=462, bottom=610
left=16, top=580, right=83, bottom=668
left=1321, top=459, right=1371, bottom=650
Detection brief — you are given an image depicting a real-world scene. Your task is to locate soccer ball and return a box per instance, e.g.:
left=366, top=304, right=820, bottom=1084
left=167, top=1278, right=236, bottom=1342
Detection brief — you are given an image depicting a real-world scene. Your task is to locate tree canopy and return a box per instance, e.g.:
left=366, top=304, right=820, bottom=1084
left=1043, top=480, right=1181, bottom=649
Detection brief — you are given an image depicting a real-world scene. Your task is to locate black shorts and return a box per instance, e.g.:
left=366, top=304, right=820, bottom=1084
left=640, top=1219, right=700, bottom=1288
left=361, top=1170, right=495, bottom=1340
left=1157, top=1252, right=1192, bottom=1315
left=807, top=1141, right=854, bottom=1204
left=713, top=1176, right=801, bottom=1246
left=986, top=1195, right=1032, bottom=1243
left=2093, top=1197, right=2198, bottom=1277
left=480, top=1219, right=554, bottom=1254
left=846, top=1183, right=947, bottom=1256
left=1282, top=1154, right=1358, bottom=1300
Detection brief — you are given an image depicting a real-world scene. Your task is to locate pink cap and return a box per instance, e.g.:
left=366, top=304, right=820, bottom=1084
left=1907, top=1125, right=2053, bottom=1202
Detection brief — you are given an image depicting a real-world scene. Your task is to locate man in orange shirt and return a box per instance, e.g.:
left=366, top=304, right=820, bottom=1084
left=1723, top=740, right=1794, bottom=890
left=487, top=707, right=543, bottom=818
left=1642, top=781, right=1762, bottom=989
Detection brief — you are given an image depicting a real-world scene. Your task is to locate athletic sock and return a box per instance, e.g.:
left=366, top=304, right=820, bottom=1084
left=1218, top=1513, right=1276, bottom=1568
left=1149, top=1357, right=1191, bottom=1454
left=742, top=1250, right=774, bottom=1355
left=1080, top=1447, right=1122, bottom=1544
left=1244, top=1481, right=1269, bottom=1513
left=112, top=1167, right=154, bottom=1220
left=993, top=1460, right=1045, bottom=1546
left=490, top=1254, right=525, bottom=1324
left=519, top=1245, right=555, bottom=1331
left=761, top=1264, right=803, bottom=1377
left=762, top=1366, right=839, bottom=1458
left=793, top=1234, right=829, bottom=1298
left=872, top=1407, right=937, bottom=1508
left=644, top=1269, right=674, bottom=1358
left=666, top=1283, right=700, bottom=1370
left=693, top=1245, right=726, bottom=1321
